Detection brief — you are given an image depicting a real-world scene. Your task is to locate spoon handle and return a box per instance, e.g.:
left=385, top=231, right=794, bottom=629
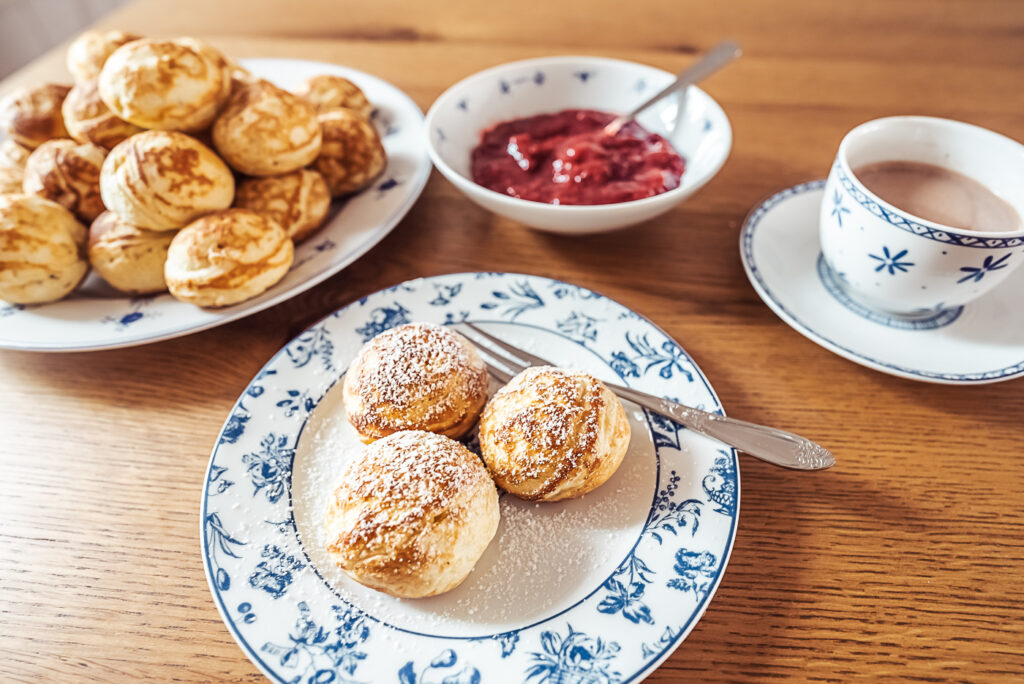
left=605, top=40, right=742, bottom=134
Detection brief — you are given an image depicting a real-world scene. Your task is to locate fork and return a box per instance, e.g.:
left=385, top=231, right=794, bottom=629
left=460, top=322, right=835, bottom=471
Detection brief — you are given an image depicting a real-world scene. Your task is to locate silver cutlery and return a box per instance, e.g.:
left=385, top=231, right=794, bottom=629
left=602, top=40, right=742, bottom=137
left=460, top=322, right=835, bottom=471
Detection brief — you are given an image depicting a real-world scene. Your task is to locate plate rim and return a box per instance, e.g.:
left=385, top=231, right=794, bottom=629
left=739, top=181, right=1024, bottom=385
left=199, top=271, right=741, bottom=682
left=0, top=56, right=431, bottom=353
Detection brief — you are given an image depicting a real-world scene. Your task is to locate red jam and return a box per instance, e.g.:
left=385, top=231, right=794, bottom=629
left=470, top=108, right=685, bottom=205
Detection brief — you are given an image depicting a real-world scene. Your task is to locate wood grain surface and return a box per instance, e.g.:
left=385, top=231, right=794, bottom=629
left=1, top=1, right=1023, bottom=681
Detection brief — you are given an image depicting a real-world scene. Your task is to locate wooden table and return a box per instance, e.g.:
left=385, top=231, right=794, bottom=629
left=2, top=1, right=1023, bottom=680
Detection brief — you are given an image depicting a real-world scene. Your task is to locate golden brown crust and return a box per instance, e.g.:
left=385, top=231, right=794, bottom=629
left=233, top=169, right=331, bottom=242
left=312, top=108, right=386, bottom=197
left=0, top=166, right=23, bottom=194
left=164, top=208, right=293, bottom=307
left=100, top=130, right=235, bottom=230
left=212, top=80, right=321, bottom=176
left=98, top=38, right=229, bottom=131
left=342, top=322, right=490, bottom=442
left=0, top=193, right=88, bottom=304
left=296, top=75, right=373, bottom=117
left=172, top=37, right=234, bottom=105
left=324, top=430, right=500, bottom=598
left=88, top=211, right=173, bottom=294
left=0, top=139, right=31, bottom=171
left=0, top=84, right=71, bottom=149
left=66, top=30, right=142, bottom=83
left=62, top=79, right=143, bottom=150
left=478, top=366, right=631, bottom=501
left=22, top=139, right=106, bottom=223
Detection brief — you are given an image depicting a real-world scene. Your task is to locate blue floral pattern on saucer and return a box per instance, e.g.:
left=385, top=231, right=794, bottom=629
left=201, top=273, right=739, bottom=682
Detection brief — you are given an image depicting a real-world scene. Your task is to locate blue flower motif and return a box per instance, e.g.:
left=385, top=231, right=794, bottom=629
left=276, top=389, right=314, bottom=417
left=499, top=79, right=511, bottom=94
left=376, top=177, right=400, bottom=196
left=457, top=99, right=468, bottom=111
left=830, top=189, right=851, bottom=227
left=533, top=71, right=545, bottom=86
left=208, top=464, right=234, bottom=495
left=205, top=513, right=245, bottom=591
left=556, top=311, right=600, bottom=341
left=249, top=544, right=305, bottom=599
left=702, top=452, right=737, bottom=516
left=648, top=471, right=702, bottom=544
left=101, top=295, right=159, bottom=329
left=429, top=282, right=462, bottom=306
left=869, top=246, right=915, bottom=274
left=957, top=253, right=1010, bottom=283
left=261, top=601, right=371, bottom=681
left=443, top=310, right=470, bottom=325
left=526, top=625, right=620, bottom=683
left=355, top=302, right=410, bottom=341
left=241, top=433, right=294, bottom=504
left=436, top=127, right=447, bottom=143
left=479, top=281, right=544, bottom=320
left=609, top=351, right=640, bottom=379
left=667, top=549, right=718, bottom=596
left=634, top=78, right=647, bottom=93
left=615, top=332, right=693, bottom=381
left=597, top=554, right=655, bottom=625
left=399, top=649, right=479, bottom=684
left=220, top=407, right=250, bottom=445
left=287, top=325, right=335, bottom=370
left=572, top=70, right=593, bottom=83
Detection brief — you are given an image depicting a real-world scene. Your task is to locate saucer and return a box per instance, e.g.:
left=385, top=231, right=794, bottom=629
left=739, top=181, right=1024, bottom=384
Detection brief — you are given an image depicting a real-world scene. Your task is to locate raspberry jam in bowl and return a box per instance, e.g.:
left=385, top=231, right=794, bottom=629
left=425, top=56, right=731, bottom=234
left=471, top=109, right=686, bottom=206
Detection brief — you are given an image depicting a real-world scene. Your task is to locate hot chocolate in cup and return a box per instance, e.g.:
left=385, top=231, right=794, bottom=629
left=819, top=116, right=1024, bottom=318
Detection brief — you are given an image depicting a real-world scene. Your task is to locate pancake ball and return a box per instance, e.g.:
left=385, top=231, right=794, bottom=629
left=233, top=169, right=330, bottom=242
left=324, top=430, right=499, bottom=598
left=66, top=29, right=142, bottom=84
left=312, top=108, right=386, bottom=197
left=23, top=139, right=106, bottom=223
left=212, top=79, right=321, bottom=176
left=98, top=38, right=230, bottom=132
left=100, top=130, right=234, bottom=230
left=0, top=194, right=87, bottom=304
left=0, top=83, right=71, bottom=149
left=342, top=322, right=489, bottom=442
left=478, top=366, right=631, bottom=501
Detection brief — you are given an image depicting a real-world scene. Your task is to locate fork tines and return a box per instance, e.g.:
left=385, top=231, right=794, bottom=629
left=458, top=322, right=549, bottom=381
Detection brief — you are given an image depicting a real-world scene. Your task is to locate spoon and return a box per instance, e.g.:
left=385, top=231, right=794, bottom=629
left=603, top=40, right=742, bottom=136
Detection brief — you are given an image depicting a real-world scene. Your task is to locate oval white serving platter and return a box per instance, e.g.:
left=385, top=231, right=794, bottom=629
left=201, top=272, right=740, bottom=683
left=0, top=57, right=431, bottom=352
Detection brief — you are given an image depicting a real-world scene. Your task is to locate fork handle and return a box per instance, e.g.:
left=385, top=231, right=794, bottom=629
left=609, top=384, right=835, bottom=470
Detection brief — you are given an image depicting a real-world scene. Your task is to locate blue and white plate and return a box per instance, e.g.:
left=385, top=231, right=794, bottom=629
left=740, top=182, right=1024, bottom=384
left=201, top=272, right=739, bottom=683
left=0, top=58, right=430, bottom=352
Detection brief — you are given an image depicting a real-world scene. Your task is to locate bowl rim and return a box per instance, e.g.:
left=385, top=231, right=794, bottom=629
left=424, top=54, right=732, bottom=213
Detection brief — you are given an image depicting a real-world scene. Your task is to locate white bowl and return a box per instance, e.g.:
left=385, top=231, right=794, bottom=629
left=425, top=55, right=732, bottom=234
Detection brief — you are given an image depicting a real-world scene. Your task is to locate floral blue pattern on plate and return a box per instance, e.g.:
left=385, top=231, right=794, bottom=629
left=201, top=272, right=740, bottom=682
left=0, top=57, right=431, bottom=352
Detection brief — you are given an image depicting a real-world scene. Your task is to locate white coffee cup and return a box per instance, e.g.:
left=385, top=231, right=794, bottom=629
left=819, top=116, right=1024, bottom=317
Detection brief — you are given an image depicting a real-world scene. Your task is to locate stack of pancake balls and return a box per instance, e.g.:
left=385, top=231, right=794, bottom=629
left=327, top=322, right=632, bottom=598
left=0, top=30, right=386, bottom=307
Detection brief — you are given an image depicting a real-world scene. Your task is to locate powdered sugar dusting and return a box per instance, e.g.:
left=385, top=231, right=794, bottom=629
left=482, top=366, right=604, bottom=491
left=292, top=370, right=656, bottom=638
left=347, top=322, right=487, bottom=434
